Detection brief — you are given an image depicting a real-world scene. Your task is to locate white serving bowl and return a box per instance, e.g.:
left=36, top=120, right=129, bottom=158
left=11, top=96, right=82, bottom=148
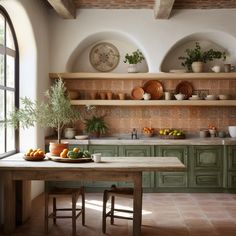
left=228, top=126, right=236, bottom=138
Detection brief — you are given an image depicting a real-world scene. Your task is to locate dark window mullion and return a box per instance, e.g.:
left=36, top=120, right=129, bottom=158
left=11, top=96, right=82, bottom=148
left=4, top=16, right=6, bottom=153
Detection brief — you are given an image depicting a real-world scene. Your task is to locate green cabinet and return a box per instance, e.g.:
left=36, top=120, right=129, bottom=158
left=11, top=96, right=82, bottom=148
left=85, top=145, right=119, bottom=188
left=155, top=146, right=188, bottom=188
left=227, top=146, right=236, bottom=188
left=189, top=146, right=223, bottom=188
left=88, top=145, right=118, bottom=157
left=118, top=146, right=154, bottom=188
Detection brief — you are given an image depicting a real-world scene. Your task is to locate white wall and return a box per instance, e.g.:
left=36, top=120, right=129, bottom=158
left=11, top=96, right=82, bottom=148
left=49, top=9, right=236, bottom=73
left=0, top=0, right=50, bottom=224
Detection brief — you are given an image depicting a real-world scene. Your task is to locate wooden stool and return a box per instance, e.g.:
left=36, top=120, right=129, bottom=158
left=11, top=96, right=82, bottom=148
left=102, top=185, right=134, bottom=233
left=45, top=187, right=85, bottom=236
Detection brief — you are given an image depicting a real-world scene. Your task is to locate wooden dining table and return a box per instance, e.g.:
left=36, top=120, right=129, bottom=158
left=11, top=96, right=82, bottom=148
left=0, top=154, right=185, bottom=236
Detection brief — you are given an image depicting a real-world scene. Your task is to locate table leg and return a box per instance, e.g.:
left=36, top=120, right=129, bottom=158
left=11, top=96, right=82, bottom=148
left=133, top=172, right=142, bottom=236
left=3, top=171, right=16, bottom=234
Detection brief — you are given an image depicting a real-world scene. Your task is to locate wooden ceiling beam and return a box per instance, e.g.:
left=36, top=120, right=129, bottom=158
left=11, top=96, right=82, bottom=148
left=154, top=0, right=175, bottom=19
left=47, top=0, right=76, bottom=19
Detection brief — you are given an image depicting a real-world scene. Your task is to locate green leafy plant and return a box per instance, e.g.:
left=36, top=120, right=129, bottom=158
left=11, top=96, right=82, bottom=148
left=84, top=115, right=108, bottom=138
left=123, top=49, right=145, bottom=64
left=178, top=42, right=227, bottom=71
left=8, top=78, right=80, bottom=143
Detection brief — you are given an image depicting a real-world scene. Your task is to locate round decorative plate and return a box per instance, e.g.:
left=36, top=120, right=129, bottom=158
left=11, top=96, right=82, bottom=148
left=131, top=87, right=144, bottom=100
left=143, top=80, right=164, bottom=100
left=89, top=42, right=120, bottom=72
left=175, top=81, right=193, bottom=99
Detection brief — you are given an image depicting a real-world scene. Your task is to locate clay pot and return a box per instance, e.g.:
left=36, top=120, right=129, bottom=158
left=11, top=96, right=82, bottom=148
left=191, top=61, right=204, bottom=73
left=49, top=142, right=68, bottom=156
left=128, top=64, right=138, bottom=73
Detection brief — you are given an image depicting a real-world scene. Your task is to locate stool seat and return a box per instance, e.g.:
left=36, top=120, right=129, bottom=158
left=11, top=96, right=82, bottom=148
left=45, top=187, right=85, bottom=236
left=102, top=185, right=134, bottom=234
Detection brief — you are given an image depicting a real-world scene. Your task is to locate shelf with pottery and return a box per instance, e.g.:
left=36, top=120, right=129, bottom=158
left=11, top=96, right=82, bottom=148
left=70, top=99, right=236, bottom=106
left=49, top=72, right=236, bottom=81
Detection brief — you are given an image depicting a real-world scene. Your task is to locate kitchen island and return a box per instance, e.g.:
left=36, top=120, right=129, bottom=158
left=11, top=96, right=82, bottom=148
left=0, top=154, right=185, bottom=236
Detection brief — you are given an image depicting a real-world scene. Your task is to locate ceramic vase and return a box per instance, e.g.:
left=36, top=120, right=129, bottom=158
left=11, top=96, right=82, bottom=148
left=128, top=64, right=138, bottom=73
left=191, top=61, right=204, bottom=73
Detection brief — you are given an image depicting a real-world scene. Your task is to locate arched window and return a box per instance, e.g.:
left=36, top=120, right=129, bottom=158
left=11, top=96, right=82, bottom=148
left=0, top=6, right=19, bottom=158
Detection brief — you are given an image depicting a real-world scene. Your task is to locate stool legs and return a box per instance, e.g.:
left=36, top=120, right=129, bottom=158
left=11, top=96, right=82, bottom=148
left=110, top=196, right=115, bottom=225
left=44, top=193, right=49, bottom=234
left=81, top=187, right=85, bottom=226
left=102, top=190, right=108, bottom=234
left=53, top=198, right=56, bottom=224
left=72, top=193, right=76, bottom=236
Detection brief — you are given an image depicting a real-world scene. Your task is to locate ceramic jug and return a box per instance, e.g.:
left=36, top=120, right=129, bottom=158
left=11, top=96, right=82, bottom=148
left=211, top=65, right=221, bottom=73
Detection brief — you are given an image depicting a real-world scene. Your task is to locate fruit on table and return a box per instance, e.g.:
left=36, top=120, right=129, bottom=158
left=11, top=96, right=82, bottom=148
left=25, top=148, right=44, bottom=157
left=159, top=129, right=185, bottom=136
left=66, top=149, right=91, bottom=159
left=67, top=150, right=79, bottom=159
left=60, top=148, right=68, bottom=158
left=208, top=124, right=217, bottom=130
left=143, top=127, right=154, bottom=134
left=73, top=147, right=80, bottom=153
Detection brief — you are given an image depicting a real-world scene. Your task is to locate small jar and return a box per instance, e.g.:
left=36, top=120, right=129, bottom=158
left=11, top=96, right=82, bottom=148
left=64, top=128, right=76, bottom=139
left=199, top=129, right=209, bottom=138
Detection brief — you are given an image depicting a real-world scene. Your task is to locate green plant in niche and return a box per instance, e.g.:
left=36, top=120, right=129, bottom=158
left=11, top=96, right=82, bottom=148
left=7, top=78, right=80, bottom=143
left=178, top=42, right=227, bottom=71
left=84, top=115, right=108, bottom=138
left=124, top=49, right=145, bottom=64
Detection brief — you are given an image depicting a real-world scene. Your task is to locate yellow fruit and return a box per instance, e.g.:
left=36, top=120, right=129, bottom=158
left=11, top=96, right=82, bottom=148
left=73, top=147, right=79, bottom=153
left=60, top=151, right=67, bottom=158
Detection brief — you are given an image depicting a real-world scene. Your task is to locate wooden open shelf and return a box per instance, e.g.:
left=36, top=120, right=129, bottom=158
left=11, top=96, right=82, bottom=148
left=70, top=99, right=236, bottom=106
left=49, top=72, right=236, bottom=80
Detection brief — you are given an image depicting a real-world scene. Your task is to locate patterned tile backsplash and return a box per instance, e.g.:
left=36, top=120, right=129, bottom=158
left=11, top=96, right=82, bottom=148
left=68, top=79, right=236, bottom=135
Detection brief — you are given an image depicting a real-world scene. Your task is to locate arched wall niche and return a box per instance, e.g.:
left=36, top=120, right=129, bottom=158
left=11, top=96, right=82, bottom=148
left=66, top=31, right=149, bottom=73
left=160, top=31, right=236, bottom=72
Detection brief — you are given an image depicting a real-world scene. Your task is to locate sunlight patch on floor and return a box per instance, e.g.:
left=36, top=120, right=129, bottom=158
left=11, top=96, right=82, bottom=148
left=76, top=199, right=152, bottom=215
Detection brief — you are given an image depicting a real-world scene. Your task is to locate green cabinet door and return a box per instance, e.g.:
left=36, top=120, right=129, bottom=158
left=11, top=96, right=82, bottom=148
left=85, top=145, right=119, bottom=188
left=228, top=145, right=236, bottom=170
left=189, top=146, right=223, bottom=188
left=227, top=146, right=236, bottom=188
left=89, top=145, right=118, bottom=157
left=155, top=146, right=188, bottom=188
left=118, top=146, right=154, bottom=188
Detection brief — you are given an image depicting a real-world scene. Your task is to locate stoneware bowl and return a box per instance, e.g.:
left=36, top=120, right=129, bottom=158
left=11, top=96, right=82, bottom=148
left=174, top=93, right=185, bottom=100
left=229, top=126, right=236, bottom=138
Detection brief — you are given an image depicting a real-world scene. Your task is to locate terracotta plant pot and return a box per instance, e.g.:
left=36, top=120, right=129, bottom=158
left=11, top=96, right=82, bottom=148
left=49, top=142, right=68, bottom=156
left=191, top=61, right=204, bottom=73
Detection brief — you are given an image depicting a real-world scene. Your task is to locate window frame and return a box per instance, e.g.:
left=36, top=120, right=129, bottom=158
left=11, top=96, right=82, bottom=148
left=0, top=5, right=19, bottom=158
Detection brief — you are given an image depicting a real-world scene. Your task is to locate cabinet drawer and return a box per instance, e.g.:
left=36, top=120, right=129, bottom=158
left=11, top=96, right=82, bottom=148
left=157, top=146, right=188, bottom=164
left=228, top=146, right=236, bottom=170
left=192, top=146, right=222, bottom=170
left=158, top=172, right=187, bottom=187
left=118, top=172, right=154, bottom=188
left=227, top=172, right=236, bottom=188
left=191, top=172, right=222, bottom=188
left=119, top=146, right=152, bottom=157
left=89, top=145, right=118, bottom=157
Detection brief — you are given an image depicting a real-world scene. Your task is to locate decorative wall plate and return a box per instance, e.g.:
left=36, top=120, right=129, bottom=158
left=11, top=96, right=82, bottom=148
left=175, top=81, right=193, bottom=99
left=89, top=42, right=120, bottom=72
left=143, top=80, right=164, bottom=100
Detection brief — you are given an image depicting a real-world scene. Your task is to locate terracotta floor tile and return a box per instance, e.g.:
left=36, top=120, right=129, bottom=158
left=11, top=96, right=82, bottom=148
left=2, top=193, right=236, bottom=236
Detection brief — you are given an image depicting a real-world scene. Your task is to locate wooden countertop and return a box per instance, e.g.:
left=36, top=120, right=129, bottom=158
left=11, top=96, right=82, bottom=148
left=0, top=153, right=185, bottom=172
left=45, top=137, right=236, bottom=146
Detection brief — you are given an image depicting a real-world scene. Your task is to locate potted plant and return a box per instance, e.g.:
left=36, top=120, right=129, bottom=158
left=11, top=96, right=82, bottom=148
left=178, top=42, right=226, bottom=72
left=123, top=49, right=145, bottom=73
left=84, top=115, right=108, bottom=138
left=8, top=78, right=80, bottom=155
